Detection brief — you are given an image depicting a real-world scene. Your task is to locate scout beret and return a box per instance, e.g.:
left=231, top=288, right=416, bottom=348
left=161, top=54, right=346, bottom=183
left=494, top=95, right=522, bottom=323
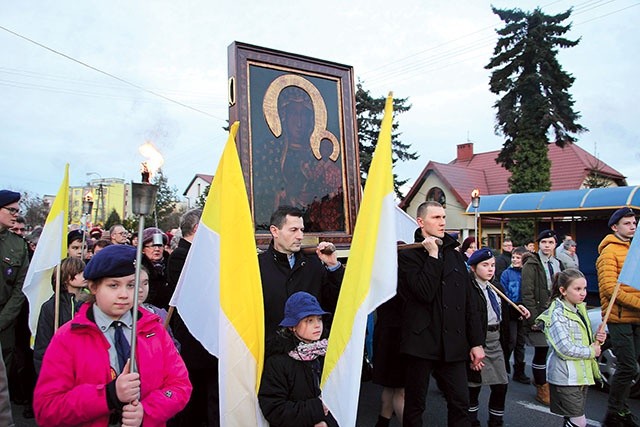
left=537, top=229, right=557, bottom=242
left=608, top=207, right=636, bottom=227
left=84, top=244, right=137, bottom=280
left=467, top=247, right=494, bottom=266
left=0, top=190, right=20, bottom=208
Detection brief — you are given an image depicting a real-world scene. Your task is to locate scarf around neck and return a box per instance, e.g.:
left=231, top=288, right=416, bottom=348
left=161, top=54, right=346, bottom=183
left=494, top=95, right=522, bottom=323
left=288, top=338, right=328, bottom=361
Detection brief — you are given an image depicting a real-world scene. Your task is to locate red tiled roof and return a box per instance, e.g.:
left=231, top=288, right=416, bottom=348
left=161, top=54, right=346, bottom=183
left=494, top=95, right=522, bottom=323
left=401, top=143, right=626, bottom=208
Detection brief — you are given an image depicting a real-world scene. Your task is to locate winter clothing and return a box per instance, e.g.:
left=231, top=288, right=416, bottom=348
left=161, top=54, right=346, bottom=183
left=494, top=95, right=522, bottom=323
left=0, top=341, right=13, bottom=427
left=258, top=330, right=338, bottom=427
left=537, top=298, right=600, bottom=386
left=258, top=242, right=344, bottom=340
left=33, top=303, right=191, bottom=427
left=398, top=231, right=484, bottom=427
left=142, top=251, right=171, bottom=309
left=0, top=228, right=29, bottom=372
left=494, top=251, right=512, bottom=283
left=398, top=233, right=484, bottom=361
left=521, top=252, right=551, bottom=331
left=142, top=227, right=168, bottom=246
left=33, top=292, right=82, bottom=374
left=596, top=234, right=640, bottom=324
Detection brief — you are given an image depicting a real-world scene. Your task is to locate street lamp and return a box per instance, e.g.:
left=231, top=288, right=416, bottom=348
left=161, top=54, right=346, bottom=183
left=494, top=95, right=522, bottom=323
left=471, top=189, right=480, bottom=245
left=86, top=172, right=104, bottom=224
left=129, top=166, right=158, bottom=374
left=81, top=192, right=94, bottom=260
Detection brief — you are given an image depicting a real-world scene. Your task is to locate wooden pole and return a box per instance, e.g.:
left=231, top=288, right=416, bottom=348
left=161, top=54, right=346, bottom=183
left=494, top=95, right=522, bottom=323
left=54, top=262, right=62, bottom=332
left=488, top=282, right=528, bottom=317
left=598, top=282, right=621, bottom=333
left=164, top=306, right=175, bottom=330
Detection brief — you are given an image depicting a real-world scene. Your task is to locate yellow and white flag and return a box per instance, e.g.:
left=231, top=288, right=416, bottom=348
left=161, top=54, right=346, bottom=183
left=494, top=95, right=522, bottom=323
left=170, top=122, right=265, bottom=426
left=23, top=164, right=69, bottom=335
left=321, top=94, right=398, bottom=426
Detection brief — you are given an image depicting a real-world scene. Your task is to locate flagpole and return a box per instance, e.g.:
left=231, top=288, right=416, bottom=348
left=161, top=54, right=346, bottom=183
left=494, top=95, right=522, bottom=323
left=54, top=262, right=62, bottom=332
left=487, top=282, right=527, bottom=317
left=599, top=282, right=621, bottom=335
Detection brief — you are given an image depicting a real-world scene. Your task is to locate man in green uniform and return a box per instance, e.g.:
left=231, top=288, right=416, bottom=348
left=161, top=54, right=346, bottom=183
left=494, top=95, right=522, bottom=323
left=0, top=190, right=29, bottom=374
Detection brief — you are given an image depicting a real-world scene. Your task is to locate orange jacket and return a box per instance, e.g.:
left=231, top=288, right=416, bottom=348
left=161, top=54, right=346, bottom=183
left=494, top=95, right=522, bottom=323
left=596, top=234, right=640, bottom=323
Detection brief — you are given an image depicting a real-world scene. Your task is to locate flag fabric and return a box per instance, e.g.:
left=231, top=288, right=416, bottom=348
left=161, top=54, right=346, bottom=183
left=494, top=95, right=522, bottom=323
left=170, top=122, right=266, bottom=426
left=321, top=93, right=398, bottom=426
left=23, top=164, right=69, bottom=335
left=618, top=230, right=640, bottom=289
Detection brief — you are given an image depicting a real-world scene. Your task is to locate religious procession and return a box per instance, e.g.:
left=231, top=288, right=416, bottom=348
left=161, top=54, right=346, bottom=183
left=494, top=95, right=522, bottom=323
left=3, top=3, right=640, bottom=427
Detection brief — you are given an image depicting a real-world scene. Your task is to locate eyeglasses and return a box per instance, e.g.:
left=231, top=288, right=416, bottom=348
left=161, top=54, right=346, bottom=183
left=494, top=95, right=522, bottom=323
left=144, top=244, right=164, bottom=249
left=1, top=206, right=20, bottom=215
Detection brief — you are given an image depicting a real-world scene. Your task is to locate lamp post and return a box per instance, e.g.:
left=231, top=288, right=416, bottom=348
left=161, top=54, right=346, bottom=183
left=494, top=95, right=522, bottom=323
left=81, top=193, right=94, bottom=260
left=86, top=172, right=105, bottom=224
left=129, top=169, right=158, bottom=374
left=471, top=189, right=480, bottom=245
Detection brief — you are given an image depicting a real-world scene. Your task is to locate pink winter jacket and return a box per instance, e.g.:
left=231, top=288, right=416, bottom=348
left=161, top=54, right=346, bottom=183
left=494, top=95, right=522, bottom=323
left=34, top=303, right=192, bottom=427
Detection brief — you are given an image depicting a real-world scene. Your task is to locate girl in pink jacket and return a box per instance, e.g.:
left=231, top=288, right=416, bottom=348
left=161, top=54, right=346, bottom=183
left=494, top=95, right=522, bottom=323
left=33, top=244, right=192, bottom=427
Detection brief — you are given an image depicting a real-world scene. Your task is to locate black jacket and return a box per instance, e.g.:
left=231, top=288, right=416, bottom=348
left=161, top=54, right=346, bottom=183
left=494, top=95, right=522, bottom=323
left=258, top=243, right=344, bottom=340
left=166, top=238, right=217, bottom=370
left=468, top=276, right=511, bottom=383
left=33, top=292, right=82, bottom=374
left=494, top=251, right=512, bottom=283
left=258, top=331, right=338, bottom=427
left=142, top=251, right=171, bottom=309
left=398, top=232, right=484, bottom=362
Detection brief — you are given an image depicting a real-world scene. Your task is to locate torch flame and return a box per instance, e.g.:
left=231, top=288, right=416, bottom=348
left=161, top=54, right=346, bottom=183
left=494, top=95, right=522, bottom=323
left=471, top=188, right=480, bottom=198
left=84, top=191, right=94, bottom=202
left=138, top=141, right=164, bottom=180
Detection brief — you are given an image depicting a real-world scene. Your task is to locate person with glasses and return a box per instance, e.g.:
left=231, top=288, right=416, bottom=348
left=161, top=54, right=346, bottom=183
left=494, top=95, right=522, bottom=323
left=109, top=224, right=129, bottom=245
left=141, top=227, right=171, bottom=310
left=0, top=190, right=30, bottom=378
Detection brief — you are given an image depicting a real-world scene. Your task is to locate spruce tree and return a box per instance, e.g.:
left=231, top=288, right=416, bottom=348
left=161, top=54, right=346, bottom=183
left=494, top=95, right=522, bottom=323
left=486, top=7, right=586, bottom=243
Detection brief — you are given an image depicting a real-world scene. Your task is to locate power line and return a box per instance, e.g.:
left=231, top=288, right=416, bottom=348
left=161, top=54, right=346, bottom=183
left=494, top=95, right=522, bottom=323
left=0, top=24, right=226, bottom=122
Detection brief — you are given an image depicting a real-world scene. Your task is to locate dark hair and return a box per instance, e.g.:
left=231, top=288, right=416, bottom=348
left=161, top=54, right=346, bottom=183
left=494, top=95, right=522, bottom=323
left=512, top=246, right=527, bottom=256
left=94, top=239, right=112, bottom=249
left=460, top=236, right=476, bottom=253
left=51, top=257, right=86, bottom=292
left=550, top=268, right=585, bottom=300
left=416, top=201, right=443, bottom=219
left=270, top=206, right=304, bottom=229
left=14, top=216, right=25, bottom=225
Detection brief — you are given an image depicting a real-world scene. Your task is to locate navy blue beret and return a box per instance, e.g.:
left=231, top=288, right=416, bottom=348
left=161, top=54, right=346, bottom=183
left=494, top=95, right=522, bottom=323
left=608, top=207, right=636, bottom=227
left=0, top=190, right=20, bottom=208
left=84, top=244, right=137, bottom=280
left=467, top=247, right=494, bottom=266
left=537, top=229, right=557, bottom=242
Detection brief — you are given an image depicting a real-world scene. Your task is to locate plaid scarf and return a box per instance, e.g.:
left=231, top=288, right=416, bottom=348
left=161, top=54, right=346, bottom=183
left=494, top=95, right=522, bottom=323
left=288, top=338, right=328, bottom=361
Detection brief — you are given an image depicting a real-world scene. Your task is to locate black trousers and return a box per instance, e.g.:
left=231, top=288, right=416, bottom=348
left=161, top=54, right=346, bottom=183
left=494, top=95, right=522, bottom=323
left=403, top=355, right=471, bottom=427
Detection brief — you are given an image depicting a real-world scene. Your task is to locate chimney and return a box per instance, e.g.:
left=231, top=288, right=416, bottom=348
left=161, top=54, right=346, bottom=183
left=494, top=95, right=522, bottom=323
left=457, top=143, right=474, bottom=162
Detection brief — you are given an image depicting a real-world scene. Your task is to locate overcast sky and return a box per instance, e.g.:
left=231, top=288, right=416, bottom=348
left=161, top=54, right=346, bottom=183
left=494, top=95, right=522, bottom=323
left=1, top=0, right=638, bottom=199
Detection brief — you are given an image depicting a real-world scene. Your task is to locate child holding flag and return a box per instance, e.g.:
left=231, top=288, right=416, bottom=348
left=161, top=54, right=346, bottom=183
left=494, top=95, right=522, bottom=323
left=467, top=248, right=530, bottom=426
left=537, top=269, right=606, bottom=427
left=259, top=291, right=339, bottom=427
left=33, top=244, right=191, bottom=427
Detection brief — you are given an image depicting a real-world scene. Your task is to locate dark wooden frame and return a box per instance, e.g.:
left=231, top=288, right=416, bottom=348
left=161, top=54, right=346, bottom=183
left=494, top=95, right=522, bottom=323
left=228, top=41, right=360, bottom=243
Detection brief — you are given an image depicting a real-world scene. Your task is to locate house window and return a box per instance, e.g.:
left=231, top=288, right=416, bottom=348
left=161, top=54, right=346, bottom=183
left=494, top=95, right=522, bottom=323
left=426, top=187, right=446, bottom=208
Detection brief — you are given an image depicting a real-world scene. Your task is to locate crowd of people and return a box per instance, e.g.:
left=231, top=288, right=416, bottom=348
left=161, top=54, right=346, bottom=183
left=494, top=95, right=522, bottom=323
left=0, top=187, right=639, bottom=426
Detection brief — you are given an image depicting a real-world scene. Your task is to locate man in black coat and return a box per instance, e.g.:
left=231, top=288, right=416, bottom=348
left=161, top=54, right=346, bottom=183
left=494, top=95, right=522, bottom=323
left=166, top=208, right=219, bottom=427
left=398, top=201, right=485, bottom=427
left=258, top=206, right=344, bottom=341
left=494, top=238, right=513, bottom=283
